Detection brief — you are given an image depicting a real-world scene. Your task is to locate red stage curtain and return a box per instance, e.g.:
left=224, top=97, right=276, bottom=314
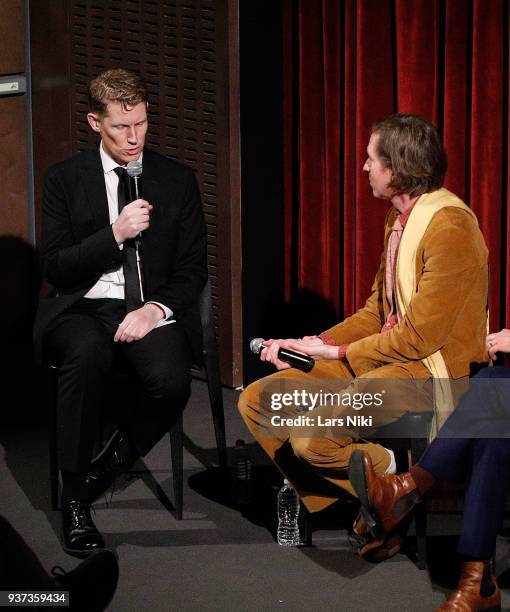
left=283, top=0, right=510, bottom=330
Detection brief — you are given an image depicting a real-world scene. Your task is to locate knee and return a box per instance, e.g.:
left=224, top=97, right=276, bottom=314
left=238, top=381, right=261, bottom=418
left=65, top=337, right=112, bottom=373
left=239, top=372, right=293, bottom=417
left=474, top=438, right=510, bottom=462
left=473, top=366, right=505, bottom=380
left=142, top=368, right=191, bottom=404
left=238, top=384, right=253, bottom=416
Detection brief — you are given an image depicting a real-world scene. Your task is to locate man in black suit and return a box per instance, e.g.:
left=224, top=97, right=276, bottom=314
left=34, top=68, right=207, bottom=556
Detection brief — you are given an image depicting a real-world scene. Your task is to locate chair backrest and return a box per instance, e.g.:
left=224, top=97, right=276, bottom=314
left=198, top=277, right=214, bottom=334
left=198, top=277, right=218, bottom=358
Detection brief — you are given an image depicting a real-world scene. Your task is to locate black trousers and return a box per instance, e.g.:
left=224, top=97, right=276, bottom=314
left=43, top=298, right=192, bottom=473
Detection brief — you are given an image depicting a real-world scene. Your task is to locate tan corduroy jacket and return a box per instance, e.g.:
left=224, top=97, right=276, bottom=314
left=322, top=193, right=489, bottom=379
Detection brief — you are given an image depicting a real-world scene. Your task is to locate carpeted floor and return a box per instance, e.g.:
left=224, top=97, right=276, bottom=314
left=1, top=379, right=509, bottom=611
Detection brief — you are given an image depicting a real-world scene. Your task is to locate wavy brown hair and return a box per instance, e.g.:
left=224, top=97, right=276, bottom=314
left=372, top=113, right=447, bottom=197
left=89, top=68, right=147, bottom=116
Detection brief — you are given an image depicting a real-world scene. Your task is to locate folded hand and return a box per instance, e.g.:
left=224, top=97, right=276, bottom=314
left=486, top=328, right=510, bottom=359
left=114, top=304, right=164, bottom=343
left=260, top=335, right=338, bottom=369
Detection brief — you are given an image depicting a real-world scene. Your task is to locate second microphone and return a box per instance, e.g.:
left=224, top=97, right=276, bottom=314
left=250, top=337, right=315, bottom=373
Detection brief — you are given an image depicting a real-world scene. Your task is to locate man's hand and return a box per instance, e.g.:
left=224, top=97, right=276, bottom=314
left=114, top=303, right=165, bottom=343
left=259, top=339, right=297, bottom=370
left=286, top=338, right=340, bottom=360
left=486, top=329, right=510, bottom=359
left=260, top=336, right=337, bottom=370
left=112, top=199, right=153, bottom=244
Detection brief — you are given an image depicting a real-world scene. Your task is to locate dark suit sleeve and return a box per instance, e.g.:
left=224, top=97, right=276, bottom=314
left=146, top=168, right=207, bottom=316
left=43, top=168, right=123, bottom=290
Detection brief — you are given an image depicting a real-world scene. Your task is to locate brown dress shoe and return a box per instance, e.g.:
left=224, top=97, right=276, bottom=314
left=352, top=511, right=368, bottom=537
left=348, top=449, right=420, bottom=538
left=436, top=560, right=501, bottom=611
left=357, top=532, right=403, bottom=562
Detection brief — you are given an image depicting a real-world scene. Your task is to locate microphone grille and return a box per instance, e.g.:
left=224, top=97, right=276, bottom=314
left=250, top=338, right=264, bottom=355
left=126, top=160, right=143, bottom=177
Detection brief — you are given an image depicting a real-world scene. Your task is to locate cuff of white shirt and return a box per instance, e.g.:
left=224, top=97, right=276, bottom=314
left=146, top=301, right=173, bottom=321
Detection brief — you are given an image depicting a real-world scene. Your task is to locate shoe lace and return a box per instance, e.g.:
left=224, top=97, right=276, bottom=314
left=50, top=565, right=66, bottom=578
left=68, top=501, right=96, bottom=527
left=106, top=482, right=116, bottom=506
left=348, top=531, right=371, bottom=555
left=91, top=449, right=123, bottom=480
left=87, top=451, right=122, bottom=507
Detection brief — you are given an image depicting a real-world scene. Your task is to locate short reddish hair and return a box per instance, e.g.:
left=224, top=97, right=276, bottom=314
left=89, top=68, right=147, bottom=116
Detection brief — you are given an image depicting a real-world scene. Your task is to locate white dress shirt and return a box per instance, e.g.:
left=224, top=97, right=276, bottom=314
left=84, top=142, right=173, bottom=326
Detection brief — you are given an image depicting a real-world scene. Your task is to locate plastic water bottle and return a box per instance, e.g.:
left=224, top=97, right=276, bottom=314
left=231, top=439, right=253, bottom=505
left=277, top=479, right=301, bottom=546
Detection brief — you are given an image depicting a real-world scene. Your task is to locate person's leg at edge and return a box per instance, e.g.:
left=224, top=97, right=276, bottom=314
left=0, top=515, right=119, bottom=611
left=432, top=439, right=510, bottom=612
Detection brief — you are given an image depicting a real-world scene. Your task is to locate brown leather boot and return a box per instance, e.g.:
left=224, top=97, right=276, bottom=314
left=351, top=509, right=412, bottom=562
left=357, top=532, right=403, bottom=562
left=436, top=560, right=501, bottom=611
left=348, top=449, right=420, bottom=538
left=352, top=511, right=367, bottom=537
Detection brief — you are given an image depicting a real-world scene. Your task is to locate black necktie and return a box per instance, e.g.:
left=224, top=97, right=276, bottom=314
left=114, top=167, right=144, bottom=312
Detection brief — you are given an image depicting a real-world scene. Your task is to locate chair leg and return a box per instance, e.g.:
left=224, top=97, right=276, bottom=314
left=169, top=414, right=184, bottom=520
left=50, top=461, right=60, bottom=511
left=411, top=437, right=428, bottom=569
left=203, top=352, right=227, bottom=468
left=414, top=501, right=427, bottom=570
left=299, top=503, right=313, bottom=546
left=197, top=278, right=227, bottom=468
left=48, top=367, right=60, bottom=510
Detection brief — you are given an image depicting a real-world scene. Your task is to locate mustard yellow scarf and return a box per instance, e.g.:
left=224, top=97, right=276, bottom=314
left=395, top=188, right=479, bottom=439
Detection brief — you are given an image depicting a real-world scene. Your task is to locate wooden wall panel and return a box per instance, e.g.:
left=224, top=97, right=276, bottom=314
left=0, top=93, right=28, bottom=238
left=0, top=0, right=24, bottom=74
left=0, top=0, right=35, bottom=371
left=0, top=0, right=27, bottom=240
left=30, top=0, right=73, bottom=246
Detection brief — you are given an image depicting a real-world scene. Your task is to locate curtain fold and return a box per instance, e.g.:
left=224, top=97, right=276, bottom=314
left=470, top=0, right=504, bottom=326
left=283, top=0, right=510, bottom=330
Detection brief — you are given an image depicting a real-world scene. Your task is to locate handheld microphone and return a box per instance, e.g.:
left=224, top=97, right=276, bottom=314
left=126, top=160, right=144, bottom=238
left=250, top=337, right=315, bottom=373
left=126, top=160, right=143, bottom=199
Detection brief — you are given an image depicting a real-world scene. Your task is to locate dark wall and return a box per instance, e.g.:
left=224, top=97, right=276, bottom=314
left=0, top=1, right=41, bottom=421
left=240, top=1, right=285, bottom=384
left=0, top=237, right=40, bottom=424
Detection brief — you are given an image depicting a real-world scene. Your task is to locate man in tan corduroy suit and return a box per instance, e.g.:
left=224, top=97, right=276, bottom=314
left=238, top=114, right=488, bottom=527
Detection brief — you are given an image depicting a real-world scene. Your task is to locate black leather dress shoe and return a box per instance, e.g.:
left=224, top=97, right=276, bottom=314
left=62, top=500, right=105, bottom=558
left=84, top=430, right=139, bottom=502
left=52, top=549, right=119, bottom=611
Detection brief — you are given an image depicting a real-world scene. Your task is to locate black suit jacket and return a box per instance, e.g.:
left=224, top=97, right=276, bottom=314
left=34, top=147, right=208, bottom=363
